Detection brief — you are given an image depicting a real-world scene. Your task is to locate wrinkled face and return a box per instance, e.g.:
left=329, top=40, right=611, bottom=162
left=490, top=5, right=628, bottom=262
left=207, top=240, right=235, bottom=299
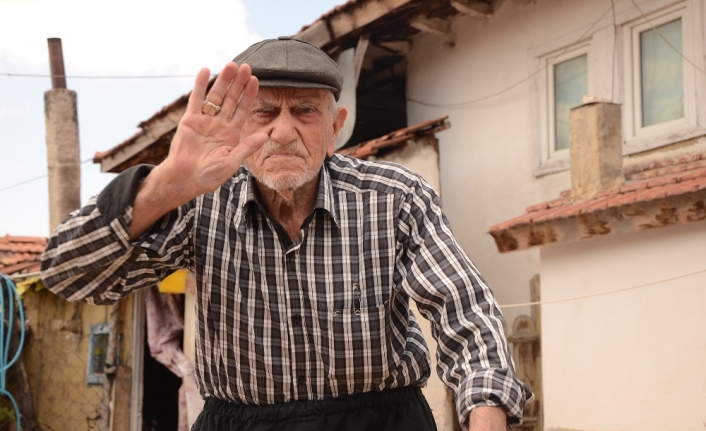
left=242, top=87, right=345, bottom=193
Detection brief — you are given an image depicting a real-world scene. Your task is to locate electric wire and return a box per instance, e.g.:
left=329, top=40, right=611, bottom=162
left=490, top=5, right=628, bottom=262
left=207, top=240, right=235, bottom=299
left=0, top=157, right=93, bottom=193
left=407, top=0, right=621, bottom=108
left=0, top=274, right=26, bottom=431
left=498, top=267, right=706, bottom=309
left=409, top=0, right=706, bottom=109
left=628, top=0, right=706, bottom=76
left=0, top=72, right=209, bottom=79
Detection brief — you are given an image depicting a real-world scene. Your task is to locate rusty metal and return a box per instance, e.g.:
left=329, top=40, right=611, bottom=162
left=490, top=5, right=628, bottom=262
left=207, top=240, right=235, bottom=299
left=47, top=38, right=67, bottom=89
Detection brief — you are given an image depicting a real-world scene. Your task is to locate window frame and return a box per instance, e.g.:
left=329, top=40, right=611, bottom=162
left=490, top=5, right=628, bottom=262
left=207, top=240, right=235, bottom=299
left=530, top=36, right=594, bottom=176
left=621, top=1, right=706, bottom=154
left=549, top=48, right=591, bottom=159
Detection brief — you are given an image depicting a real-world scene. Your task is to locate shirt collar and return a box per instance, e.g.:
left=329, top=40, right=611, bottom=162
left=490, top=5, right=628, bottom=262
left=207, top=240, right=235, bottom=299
left=242, top=162, right=339, bottom=227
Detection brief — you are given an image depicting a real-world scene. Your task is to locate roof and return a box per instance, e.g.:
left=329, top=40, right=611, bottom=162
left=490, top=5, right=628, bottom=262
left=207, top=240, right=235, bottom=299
left=0, top=235, right=47, bottom=275
left=489, top=151, right=706, bottom=253
left=96, top=0, right=478, bottom=173
left=338, top=115, right=449, bottom=158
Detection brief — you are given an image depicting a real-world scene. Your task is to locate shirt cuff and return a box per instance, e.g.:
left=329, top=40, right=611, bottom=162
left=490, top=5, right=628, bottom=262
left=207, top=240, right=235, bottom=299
left=455, top=368, right=534, bottom=428
left=97, top=164, right=155, bottom=222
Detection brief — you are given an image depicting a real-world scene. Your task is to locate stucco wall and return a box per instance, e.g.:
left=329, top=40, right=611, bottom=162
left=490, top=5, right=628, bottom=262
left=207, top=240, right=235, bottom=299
left=21, top=290, right=134, bottom=430
left=540, top=220, right=706, bottom=431
left=405, top=0, right=624, bottom=328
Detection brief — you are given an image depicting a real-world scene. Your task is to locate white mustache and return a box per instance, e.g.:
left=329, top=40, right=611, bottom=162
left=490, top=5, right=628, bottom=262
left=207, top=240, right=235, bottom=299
left=259, top=139, right=308, bottom=160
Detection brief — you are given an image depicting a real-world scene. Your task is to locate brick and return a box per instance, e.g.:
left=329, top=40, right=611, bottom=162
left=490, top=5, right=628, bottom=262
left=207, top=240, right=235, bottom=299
left=646, top=174, right=679, bottom=189
left=620, top=181, right=648, bottom=193
left=665, top=180, right=702, bottom=197
left=578, top=197, right=612, bottom=215
left=526, top=202, right=549, bottom=213
left=634, top=187, right=667, bottom=203
left=595, top=186, right=622, bottom=198
left=607, top=193, right=638, bottom=208
left=547, top=198, right=567, bottom=208
left=678, top=168, right=706, bottom=182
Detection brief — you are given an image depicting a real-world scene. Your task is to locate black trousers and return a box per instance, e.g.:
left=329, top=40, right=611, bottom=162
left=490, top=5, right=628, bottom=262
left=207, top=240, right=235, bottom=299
left=192, top=386, right=439, bottom=431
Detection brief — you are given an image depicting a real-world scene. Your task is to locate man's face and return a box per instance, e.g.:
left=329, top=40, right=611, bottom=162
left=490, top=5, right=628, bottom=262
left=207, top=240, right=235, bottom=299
left=242, top=87, right=346, bottom=193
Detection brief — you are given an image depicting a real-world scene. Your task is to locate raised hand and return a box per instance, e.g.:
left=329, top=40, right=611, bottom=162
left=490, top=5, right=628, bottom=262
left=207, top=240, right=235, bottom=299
left=157, top=62, right=268, bottom=201
left=128, top=63, right=268, bottom=240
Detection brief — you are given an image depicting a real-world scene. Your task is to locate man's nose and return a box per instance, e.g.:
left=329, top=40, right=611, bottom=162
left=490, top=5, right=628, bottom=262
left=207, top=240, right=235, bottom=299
left=268, top=111, right=298, bottom=145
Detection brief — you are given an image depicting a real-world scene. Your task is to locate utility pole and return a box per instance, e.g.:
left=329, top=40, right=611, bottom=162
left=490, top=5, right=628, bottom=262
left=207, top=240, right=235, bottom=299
left=44, top=38, right=81, bottom=230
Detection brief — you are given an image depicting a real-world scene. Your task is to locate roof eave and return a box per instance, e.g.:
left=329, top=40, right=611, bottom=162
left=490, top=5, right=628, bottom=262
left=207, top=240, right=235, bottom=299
left=489, top=188, right=706, bottom=253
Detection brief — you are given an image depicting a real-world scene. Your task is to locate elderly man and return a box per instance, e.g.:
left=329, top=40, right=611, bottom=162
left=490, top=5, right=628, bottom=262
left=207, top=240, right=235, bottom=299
left=41, top=38, right=531, bottom=431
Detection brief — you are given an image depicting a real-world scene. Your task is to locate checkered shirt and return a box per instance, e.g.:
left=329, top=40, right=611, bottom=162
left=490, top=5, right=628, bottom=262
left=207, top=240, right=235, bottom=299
left=41, top=154, right=532, bottom=426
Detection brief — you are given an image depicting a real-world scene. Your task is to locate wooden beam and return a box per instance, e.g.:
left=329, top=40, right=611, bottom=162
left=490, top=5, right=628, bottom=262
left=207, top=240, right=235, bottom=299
left=295, top=19, right=331, bottom=47
left=409, top=16, right=451, bottom=37
left=450, top=0, right=493, bottom=18
left=353, top=35, right=370, bottom=85
left=377, top=40, right=411, bottom=55
left=295, top=0, right=413, bottom=48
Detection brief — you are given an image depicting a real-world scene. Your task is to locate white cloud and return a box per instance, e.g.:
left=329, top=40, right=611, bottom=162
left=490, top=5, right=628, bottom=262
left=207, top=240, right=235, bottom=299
left=0, top=0, right=262, bottom=76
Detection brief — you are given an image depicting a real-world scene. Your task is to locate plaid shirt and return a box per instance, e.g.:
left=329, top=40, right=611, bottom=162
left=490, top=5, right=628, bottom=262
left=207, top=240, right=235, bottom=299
left=41, top=154, right=532, bottom=425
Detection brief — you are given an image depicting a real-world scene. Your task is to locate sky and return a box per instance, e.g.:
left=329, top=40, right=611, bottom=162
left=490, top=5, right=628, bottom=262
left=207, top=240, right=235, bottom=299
left=0, top=0, right=342, bottom=237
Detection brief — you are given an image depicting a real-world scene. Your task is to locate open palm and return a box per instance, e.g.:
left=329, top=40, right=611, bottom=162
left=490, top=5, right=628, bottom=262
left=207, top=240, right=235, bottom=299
left=160, top=63, right=268, bottom=199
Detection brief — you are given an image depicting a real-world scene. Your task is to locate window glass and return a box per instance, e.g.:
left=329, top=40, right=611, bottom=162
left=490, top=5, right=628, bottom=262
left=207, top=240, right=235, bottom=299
left=554, top=54, right=588, bottom=151
left=640, top=18, right=683, bottom=127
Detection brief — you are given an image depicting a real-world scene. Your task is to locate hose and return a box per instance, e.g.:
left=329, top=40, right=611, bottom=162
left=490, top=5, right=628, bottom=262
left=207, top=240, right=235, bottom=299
left=0, top=274, right=26, bottom=431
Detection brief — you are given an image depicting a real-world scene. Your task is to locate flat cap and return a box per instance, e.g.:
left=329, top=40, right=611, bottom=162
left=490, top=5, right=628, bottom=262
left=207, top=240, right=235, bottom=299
left=233, top=36, right=343, bottom=100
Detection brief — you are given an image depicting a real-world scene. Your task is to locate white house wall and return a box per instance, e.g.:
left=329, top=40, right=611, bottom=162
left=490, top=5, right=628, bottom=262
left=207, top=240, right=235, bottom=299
left=539, top=220, right=706, bottom=431
left=405, top=0, right=604, bottom=326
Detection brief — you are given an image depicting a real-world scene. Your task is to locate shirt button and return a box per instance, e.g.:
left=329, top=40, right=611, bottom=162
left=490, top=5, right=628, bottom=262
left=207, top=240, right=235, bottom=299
left=292, top=314, right=301, bottom=325
left=297, top=376, right=306, bottom=385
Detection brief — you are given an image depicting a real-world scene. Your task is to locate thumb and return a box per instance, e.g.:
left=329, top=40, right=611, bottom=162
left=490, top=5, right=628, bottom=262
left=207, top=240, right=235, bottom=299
left=227, top=132, right=268, bottom=166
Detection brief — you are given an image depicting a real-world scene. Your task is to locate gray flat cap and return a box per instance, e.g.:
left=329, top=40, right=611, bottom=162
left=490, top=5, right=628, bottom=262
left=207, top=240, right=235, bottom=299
left=233, top=36, right=343, bottom=101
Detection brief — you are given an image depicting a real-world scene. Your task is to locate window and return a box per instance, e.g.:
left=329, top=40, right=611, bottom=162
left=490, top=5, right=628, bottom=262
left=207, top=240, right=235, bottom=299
left=553, top=54, right=588, bottom=151
left=531, top=40, right=592, bottom=175
left=531, top=0, right=705, bottom=176
left=622, top=1, right=705, bottom=154
left=639, top=18, right=683, bottom=127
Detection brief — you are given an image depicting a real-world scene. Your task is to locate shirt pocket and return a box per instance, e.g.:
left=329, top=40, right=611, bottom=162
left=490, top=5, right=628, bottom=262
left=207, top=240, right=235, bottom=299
left=316, top=300, right=397, bottom=392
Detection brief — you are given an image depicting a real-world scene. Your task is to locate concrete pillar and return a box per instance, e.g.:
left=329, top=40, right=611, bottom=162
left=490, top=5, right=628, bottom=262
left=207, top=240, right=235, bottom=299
left=44, top=88, right=81, bottom=230
left=569, top=102, right=624, bottom=202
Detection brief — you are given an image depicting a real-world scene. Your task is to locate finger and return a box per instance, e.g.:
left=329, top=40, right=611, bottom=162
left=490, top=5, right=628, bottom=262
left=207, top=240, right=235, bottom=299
left=226, top=132, right=268, bottom=165
left=186, top=68, right=212, bottom=115
left=203, top=62, right=240, bottom=110
left=229, top=76, right=260, bottom=127
left=220, top=64, right=253, bottom=117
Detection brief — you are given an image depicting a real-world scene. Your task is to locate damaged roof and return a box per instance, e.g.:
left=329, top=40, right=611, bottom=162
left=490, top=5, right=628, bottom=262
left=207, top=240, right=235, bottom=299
left=94, top=0, right=478, bottom=173
left=489, top=151, right=706, bottom=253
left=338, top=115, right=449, bottom=158
left=0, top=235, right=47, bottom=275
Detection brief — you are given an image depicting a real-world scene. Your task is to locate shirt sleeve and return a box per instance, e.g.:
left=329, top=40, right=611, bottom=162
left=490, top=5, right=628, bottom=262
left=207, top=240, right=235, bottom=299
left=395, top=175, right=534, bottom=427
left=40, top=164, right=196, bottom=305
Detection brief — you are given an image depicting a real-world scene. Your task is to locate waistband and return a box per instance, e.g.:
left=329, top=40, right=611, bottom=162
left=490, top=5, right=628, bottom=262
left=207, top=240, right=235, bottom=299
left=203, top=386, right=425, bottom=423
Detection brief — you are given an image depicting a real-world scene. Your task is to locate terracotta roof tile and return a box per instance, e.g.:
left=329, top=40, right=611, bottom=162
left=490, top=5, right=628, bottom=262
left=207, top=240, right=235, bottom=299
left=0, top=235, right=47, bottom=275
left=489, top=150, right=706, bottom=238
left=337, top=116, right=449, bottom=159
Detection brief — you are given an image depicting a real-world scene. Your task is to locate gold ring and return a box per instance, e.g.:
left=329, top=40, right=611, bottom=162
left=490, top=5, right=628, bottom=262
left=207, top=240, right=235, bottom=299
left=201, top=100, right=221, bottom=116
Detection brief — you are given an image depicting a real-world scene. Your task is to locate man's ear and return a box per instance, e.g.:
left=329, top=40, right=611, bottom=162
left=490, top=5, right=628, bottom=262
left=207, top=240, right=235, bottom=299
left=328, top=106, right=349, bottom=157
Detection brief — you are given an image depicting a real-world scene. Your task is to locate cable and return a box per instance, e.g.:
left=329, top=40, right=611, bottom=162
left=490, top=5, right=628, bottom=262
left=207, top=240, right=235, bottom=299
left=0, top=157, right=93, bottom=193
left=628, top=0, right=706, bottom=76
left=498, top=267, right=706, bottom=309
left=0, top=72, right=208, bottom=80
left=0, top=275, right=26, bottom=431
left=408, top=1, right=620, bottom=108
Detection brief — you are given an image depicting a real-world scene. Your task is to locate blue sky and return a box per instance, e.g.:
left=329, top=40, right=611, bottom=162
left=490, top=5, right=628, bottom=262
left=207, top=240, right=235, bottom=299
left=0, top=0, right=343, bottom=237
